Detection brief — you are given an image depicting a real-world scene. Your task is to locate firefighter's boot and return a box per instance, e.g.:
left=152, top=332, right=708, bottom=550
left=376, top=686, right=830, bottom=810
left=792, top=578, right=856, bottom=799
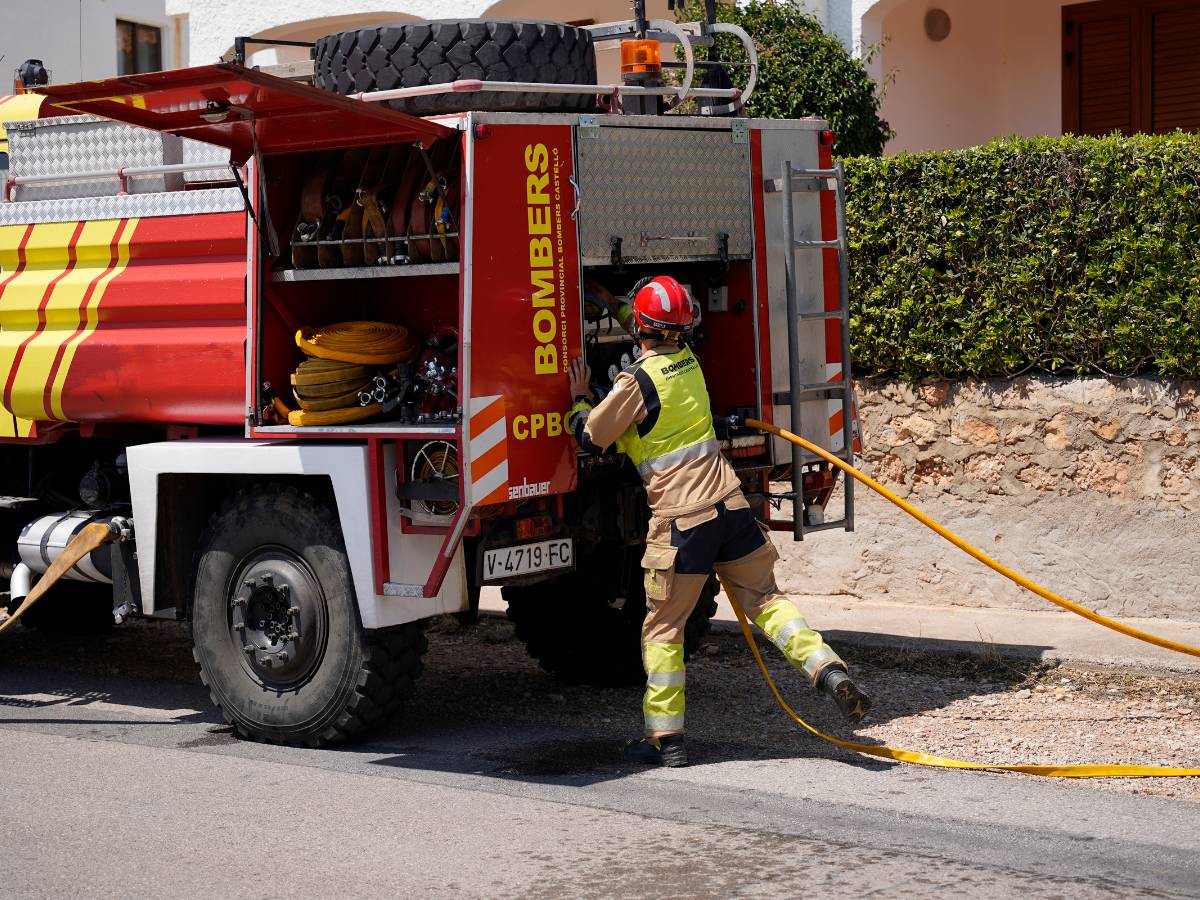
left=818, top=664, right=872, bottom=723
left=623, top=734, right=688, bottom=767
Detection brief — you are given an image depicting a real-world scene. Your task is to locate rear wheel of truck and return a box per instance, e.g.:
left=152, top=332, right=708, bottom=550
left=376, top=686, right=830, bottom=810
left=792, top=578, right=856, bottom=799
left=190, top=485, right=427, bottom=746
left=313, top=19, right=597, bottom=116
left=504, top=565, right=719, bottom=687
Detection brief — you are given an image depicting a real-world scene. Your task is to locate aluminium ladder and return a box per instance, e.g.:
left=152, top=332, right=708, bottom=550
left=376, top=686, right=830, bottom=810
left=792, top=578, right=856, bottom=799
left=777, top=160, right=856, bottom=541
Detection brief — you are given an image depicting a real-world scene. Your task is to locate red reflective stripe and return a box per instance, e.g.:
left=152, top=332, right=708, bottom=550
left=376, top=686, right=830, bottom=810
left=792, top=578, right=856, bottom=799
left=42, top=219, right=129, bottom=419
left=3, top=220, right=86, bottom=412
left=0, top=223, right=35, bottom=297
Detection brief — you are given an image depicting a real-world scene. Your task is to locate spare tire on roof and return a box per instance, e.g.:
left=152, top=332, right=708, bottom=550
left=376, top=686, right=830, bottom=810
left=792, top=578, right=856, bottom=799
left=313, top=19, right=598, bottom=116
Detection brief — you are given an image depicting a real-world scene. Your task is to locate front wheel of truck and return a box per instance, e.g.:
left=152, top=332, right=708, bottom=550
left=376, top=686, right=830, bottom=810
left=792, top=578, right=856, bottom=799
left=190, top=484, right=427, bottom=746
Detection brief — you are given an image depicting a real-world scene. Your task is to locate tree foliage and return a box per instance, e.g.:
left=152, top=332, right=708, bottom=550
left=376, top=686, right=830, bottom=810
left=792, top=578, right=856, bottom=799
left=845, top=134, right=1200, bottom=381
left=679, top=0, right=892, bottom=157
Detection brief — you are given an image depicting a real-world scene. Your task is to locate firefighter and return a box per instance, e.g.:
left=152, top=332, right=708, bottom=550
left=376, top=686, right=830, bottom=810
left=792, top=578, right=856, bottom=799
left=568, top=275, right=871, bottom=768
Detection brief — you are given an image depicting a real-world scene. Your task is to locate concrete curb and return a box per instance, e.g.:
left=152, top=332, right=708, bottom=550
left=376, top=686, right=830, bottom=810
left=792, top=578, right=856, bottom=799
left=477, top=587, right=1200, bottom=674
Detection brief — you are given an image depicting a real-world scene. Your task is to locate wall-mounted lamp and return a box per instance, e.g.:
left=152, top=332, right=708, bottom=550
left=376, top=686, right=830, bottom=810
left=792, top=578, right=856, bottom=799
left=925, top=8, right=951, bottom=42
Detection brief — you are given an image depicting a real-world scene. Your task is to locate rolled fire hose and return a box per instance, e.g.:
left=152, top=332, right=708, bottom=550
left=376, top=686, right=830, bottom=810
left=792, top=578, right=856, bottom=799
left=287, top=322, right=418, bottom=426
left=295, top=321, right=418, bottom=366
left=0, top=521, right=121, bottom=636
left=729, top=418, right=1200, bottom=778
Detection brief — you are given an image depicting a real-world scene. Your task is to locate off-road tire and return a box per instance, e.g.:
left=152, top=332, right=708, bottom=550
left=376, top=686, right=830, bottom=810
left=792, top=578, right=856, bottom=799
left=190, top=485, right=427, bottom=746
left=313, top=19, right=597, bottom=115
left=505, top=567, right=719, bottom=687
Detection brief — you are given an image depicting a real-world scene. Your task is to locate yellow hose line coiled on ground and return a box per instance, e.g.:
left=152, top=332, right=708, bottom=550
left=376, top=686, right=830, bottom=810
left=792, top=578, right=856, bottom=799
left=747, top=418, right=1200, bottom=659
left=722, top=576, right=1200, bottom=778
left=731, top=418, right=1200, bottom=778
left=296, top=321, right=418, bottom=366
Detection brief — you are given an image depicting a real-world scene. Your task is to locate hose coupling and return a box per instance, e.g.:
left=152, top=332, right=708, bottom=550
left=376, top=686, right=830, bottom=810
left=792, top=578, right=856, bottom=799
left=112, top=600, right=138, bottom=625
left=107, top=516, right=135, bottom=542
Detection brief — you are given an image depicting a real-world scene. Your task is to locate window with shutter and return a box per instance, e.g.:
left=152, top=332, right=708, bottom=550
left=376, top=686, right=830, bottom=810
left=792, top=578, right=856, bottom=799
left=1150, top=6, right=1200, bottom=132
left=1064, top=0, right=1200, bottom=135
left=1080, top=14, right=1137, bottom=134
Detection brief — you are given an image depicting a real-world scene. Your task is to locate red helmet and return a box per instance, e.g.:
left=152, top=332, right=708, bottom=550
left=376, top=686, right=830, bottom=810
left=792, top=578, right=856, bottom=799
left=631, top=276, right=694, bottom=334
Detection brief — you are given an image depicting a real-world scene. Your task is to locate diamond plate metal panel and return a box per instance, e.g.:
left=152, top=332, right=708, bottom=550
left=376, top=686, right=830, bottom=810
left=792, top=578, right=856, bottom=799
left=576, top=127, right=752, bottom=265
left=182, top=137, right=233, bottom=183
left=0, top=188, right=245, bottom=226
left=7, top=114, right=184, bottom=200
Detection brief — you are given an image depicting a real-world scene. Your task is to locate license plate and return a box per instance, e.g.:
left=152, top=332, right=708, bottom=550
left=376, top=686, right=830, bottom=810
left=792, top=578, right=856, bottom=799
left=483, top=539, right=573, bottom=581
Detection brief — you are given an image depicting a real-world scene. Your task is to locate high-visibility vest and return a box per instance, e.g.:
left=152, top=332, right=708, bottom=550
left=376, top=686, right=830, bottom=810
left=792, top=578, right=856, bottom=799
left=617, top=346, right=718, bottom=476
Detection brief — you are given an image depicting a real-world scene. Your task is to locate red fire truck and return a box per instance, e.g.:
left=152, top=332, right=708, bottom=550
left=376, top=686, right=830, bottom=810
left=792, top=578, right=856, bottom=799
left=0, top=15, right=857, bottom=745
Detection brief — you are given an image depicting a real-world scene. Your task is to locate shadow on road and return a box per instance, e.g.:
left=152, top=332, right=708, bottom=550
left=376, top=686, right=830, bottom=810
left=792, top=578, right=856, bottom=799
left=0, top=614, right=1053, bottom=785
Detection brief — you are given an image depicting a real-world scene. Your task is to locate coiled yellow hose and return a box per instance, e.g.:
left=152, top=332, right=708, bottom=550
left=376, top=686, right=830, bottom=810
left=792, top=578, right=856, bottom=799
left=286, top=321, right=417, bottom=426
left=296, top=321, right=418, bottom=365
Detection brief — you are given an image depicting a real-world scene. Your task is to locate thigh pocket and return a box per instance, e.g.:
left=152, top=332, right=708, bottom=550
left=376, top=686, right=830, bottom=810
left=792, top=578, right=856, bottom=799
left=756, top=520, right=780, bottom=564
left=641, top=543, right=678, bottom=604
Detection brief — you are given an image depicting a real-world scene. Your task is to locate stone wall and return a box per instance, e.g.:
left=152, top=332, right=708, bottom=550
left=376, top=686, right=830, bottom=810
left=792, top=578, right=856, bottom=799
left=774, top=377, right=1200, bottom=621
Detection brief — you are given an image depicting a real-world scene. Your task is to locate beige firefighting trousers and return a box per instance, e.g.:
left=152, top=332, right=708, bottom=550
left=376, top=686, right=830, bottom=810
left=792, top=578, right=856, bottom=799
left=640, top=492, right=845, bottom=738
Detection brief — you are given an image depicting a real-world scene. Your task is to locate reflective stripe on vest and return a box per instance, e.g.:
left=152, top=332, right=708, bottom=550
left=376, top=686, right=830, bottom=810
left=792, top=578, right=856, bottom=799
left=618, top=345, right=717, bottom=474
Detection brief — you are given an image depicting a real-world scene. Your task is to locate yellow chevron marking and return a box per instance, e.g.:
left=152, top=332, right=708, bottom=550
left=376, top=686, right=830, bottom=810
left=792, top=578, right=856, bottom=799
left=1, top=221, right=123, bottom=422
left=0, top=222, right=50, bottom=438
left=48, top=218, right=137, bottom=421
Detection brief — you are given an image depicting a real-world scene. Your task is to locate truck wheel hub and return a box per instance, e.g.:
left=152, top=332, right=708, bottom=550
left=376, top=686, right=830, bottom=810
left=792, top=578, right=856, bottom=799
left=229, top=549, right=328, bottom=687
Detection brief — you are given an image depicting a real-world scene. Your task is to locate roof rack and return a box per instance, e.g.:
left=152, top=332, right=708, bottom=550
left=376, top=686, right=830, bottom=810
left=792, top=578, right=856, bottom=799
left=349, top=19, right=758, bottom=118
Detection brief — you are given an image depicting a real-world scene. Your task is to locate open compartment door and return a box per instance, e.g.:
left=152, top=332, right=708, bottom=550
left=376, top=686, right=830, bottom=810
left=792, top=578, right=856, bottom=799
left=36, top=64, right=453, bottom=163
left=463, top=121, right=583, bottom=509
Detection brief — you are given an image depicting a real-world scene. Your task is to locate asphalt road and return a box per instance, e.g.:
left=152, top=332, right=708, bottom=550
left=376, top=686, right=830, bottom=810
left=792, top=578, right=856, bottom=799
left=2, top=628, right=1198, bottom=899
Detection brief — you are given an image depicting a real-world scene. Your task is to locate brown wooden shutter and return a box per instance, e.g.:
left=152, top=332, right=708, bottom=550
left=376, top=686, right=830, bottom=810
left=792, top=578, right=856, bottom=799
left=1064, top=3, right=1141, bottom=135
left=1149, top=4, right=1200, bottom=132
left=1065, top=0, right=1200, bottom=136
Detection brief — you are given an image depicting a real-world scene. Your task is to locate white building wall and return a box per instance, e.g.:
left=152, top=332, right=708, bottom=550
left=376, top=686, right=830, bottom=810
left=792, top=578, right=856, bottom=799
left=167, top=0, right=669, bottom=72
left=859, top=0, right=1071, bottom=153
left=10, top=0, right=1065, bottom=155
left=2, top=0, right=173, bottom=86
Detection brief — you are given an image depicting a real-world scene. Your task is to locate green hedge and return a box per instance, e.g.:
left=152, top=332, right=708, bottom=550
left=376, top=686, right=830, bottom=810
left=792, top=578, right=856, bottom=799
left=844, top=134, right=1200, bottom=381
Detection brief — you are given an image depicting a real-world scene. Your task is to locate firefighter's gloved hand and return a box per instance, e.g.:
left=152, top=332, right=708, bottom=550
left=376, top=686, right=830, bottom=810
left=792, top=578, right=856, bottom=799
left=569, top=356, right=594, bottom=403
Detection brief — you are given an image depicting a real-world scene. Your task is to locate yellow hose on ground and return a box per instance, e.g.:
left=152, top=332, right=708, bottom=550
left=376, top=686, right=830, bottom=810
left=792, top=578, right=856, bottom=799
left=296, top=321, right=418, bottom=365
left=748, top=418, right=1200, bottom=659
left=0, top=523, right=116, bottom=636
left=725, top=419, right=1200, bottom=777
left=721, top=575, right=1200, bottom=778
